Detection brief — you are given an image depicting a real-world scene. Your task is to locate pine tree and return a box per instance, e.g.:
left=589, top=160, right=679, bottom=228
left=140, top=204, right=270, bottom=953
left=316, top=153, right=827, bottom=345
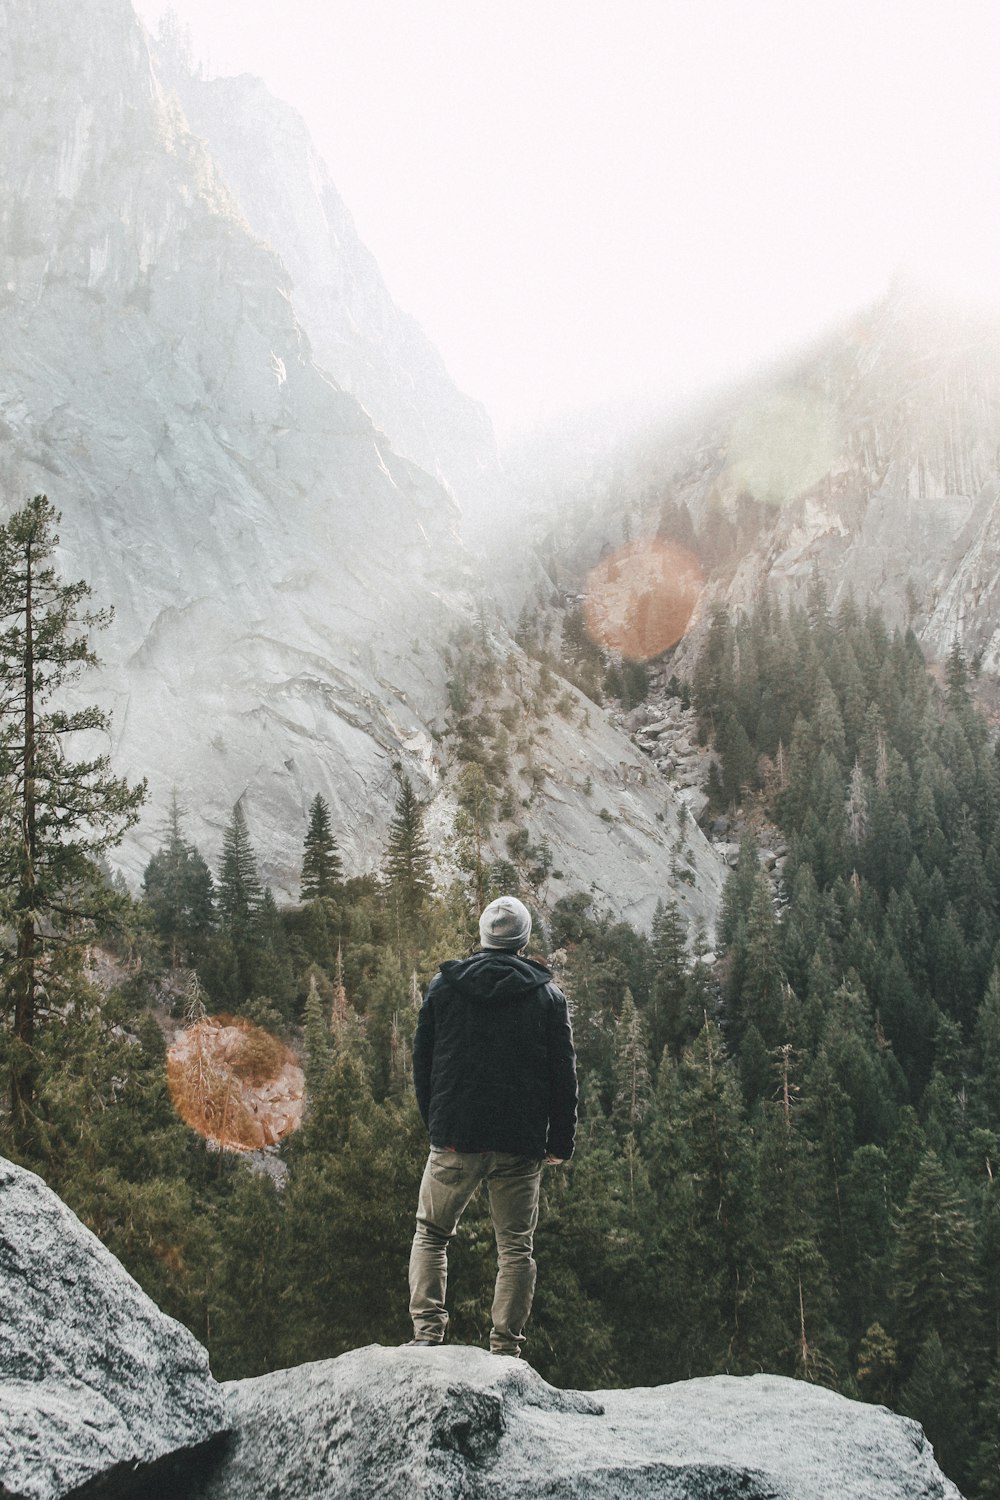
left=612, top=989, right=651, bottom=1132
left=252, top=886, right=297, bottom=1019
left=893, top=1150, right=980, bottom=1366
left=855, top=1321, right=897, bottom=1406
left=975, top=969, right=1000, bottom=1128
left=728, top=869, right=785, bottom=1045
left=142, top=794, right=214, bottom=963
left=454, top=762, right=494, bottom=911
left=303, top=970, right=333, bottom=1082
left=842, top=1148, right=895, bottom=1344
left=673, top=1018, right=757, bottom=1368
left=649, top=897, right=690, bottom=1058
left=209, top=1172, right=284, bottom=1379
left=0, top=496, right=146, bottom=1133
left=945, top=639, right=971, bottom=712
left=898, top=1332, right=971, bottom=1492
left=217, top=801, right=262, bottom=928
left=384, top=775, right=433, bottom=934
left=300, top=793, right=342, bottom=901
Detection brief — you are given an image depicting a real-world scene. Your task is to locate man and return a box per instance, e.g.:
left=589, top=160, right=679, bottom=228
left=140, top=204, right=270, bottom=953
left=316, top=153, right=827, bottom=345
left=407, top=895, right=577, bottom=1357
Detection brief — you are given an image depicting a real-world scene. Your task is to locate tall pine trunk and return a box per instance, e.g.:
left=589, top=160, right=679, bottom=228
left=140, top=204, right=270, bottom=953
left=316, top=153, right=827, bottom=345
left=12, top=537, right=36, bottom=1135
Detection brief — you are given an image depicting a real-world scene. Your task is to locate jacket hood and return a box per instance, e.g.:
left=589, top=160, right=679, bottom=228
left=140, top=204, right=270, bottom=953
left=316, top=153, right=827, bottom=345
left=438, top=951, right=553, bottom=1003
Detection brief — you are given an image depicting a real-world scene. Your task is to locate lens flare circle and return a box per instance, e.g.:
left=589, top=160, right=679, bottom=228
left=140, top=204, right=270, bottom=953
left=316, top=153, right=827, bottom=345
left=167, top=1015, right=304, bottom=1152
left=584, top=538, right=703, bottom=662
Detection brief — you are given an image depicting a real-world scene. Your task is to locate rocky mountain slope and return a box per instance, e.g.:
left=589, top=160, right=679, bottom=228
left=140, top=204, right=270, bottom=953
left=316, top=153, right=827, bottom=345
left=515, top=285, right=1000, bottom=674
left=0, top=0, right=474, bottom=892
left=0, top=0, right=723, bottom=932
left=155, top=38, right=505, bottom=530
left=1, top=1156, right=964, bottom=1500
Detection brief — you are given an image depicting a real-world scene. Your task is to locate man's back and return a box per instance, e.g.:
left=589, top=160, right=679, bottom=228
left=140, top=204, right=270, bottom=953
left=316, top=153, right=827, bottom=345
left=407, top=896, right=578, bottom=1355
left=413, top=950, right=577, bottom=1162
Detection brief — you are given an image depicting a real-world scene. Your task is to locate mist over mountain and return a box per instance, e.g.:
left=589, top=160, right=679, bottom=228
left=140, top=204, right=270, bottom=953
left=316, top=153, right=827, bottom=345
left=0, top=0, right=722, bottom=932
left=517, top=284, right=1000, bottom=676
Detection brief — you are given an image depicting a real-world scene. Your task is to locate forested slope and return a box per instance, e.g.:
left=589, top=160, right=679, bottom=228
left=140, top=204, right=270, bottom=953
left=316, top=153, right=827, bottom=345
left=3, top=573, right=999, bottom=1497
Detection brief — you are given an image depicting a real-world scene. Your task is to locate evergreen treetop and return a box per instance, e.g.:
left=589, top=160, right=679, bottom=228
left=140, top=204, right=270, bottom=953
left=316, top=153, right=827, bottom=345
left=300, top=793, right=343, bottom=901
left=384, top=775, right=433, bottom=930
left=217, top=801, right=262, bottom=927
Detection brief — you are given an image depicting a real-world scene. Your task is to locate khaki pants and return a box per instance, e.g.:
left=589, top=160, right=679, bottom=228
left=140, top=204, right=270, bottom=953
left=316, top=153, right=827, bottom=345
left=408, top=1148, right=543, bottom=1355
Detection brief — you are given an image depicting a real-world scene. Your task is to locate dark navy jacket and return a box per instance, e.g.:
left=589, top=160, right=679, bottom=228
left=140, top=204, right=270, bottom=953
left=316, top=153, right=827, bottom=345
left=412, top=951, right=578, bottom=1160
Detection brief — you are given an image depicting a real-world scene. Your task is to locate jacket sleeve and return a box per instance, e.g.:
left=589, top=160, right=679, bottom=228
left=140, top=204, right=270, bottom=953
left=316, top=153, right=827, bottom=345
left=545, top=985, right=578, bottom=1159
left=412, top=979, right=437, bottom=1130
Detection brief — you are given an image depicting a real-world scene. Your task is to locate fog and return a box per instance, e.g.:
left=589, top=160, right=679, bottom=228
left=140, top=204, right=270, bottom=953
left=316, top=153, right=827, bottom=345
left=132, top=0, right=1000, bottom=436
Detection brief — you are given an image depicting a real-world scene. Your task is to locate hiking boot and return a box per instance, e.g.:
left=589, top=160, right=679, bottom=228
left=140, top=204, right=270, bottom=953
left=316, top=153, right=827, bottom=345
left=402, top=1338, right=441, bottom=1347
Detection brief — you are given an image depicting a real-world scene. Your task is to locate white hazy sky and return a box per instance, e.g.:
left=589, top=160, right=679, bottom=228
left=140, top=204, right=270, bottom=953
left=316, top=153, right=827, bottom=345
left=131, top=0, right=1000, bottom=436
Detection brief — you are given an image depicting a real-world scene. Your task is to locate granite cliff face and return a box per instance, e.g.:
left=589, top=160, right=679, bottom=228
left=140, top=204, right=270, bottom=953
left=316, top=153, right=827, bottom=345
left=0, top=1157, right=965, bottom=1500
left=0, top=0, right=473, bottom=892
left=157, top=48, right=505, bottom=529
left=0, top=0, right=723, bottom=932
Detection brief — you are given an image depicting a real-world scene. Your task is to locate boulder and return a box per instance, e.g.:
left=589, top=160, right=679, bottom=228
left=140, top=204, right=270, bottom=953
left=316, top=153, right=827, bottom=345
left=0, top=1157, right=228, bottom=1500
left=194, top=1344, right=962, bottom=1500
left=677, top=788, right=710, bottom=824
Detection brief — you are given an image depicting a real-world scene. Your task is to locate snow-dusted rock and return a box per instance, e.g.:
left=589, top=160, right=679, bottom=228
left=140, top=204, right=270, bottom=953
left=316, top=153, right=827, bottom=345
left=0, top=1157, right=228, bottom=1500
left=194, top=1344, right=962, bottom=1500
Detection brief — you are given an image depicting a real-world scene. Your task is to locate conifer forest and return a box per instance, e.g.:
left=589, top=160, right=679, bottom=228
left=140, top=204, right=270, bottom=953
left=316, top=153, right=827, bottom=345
left=3, top=500, right=1000, bottom=1498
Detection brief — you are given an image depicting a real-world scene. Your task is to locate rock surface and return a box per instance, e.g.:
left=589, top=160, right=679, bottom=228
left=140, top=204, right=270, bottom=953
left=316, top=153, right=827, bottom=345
left=0, top=1157, right=228, bottom=1500
left=193, top=1344, right=963, bottom=1500
left=674, top=288, right=1000, bottom=675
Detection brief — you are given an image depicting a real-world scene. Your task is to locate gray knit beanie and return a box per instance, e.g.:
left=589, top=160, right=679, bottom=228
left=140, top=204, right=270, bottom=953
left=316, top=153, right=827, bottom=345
left=479, top=895, right=532, bottom=951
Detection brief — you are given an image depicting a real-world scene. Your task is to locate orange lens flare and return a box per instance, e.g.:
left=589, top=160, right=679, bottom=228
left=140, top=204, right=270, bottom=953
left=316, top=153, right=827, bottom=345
left=584, top=539, right=703, bottom=661
left=167, top=1015, right=304, bottom=1152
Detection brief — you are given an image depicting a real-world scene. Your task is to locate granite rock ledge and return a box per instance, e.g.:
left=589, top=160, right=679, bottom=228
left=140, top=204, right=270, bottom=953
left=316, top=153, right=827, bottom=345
left=194, top=1344, right=963, bottom=1500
